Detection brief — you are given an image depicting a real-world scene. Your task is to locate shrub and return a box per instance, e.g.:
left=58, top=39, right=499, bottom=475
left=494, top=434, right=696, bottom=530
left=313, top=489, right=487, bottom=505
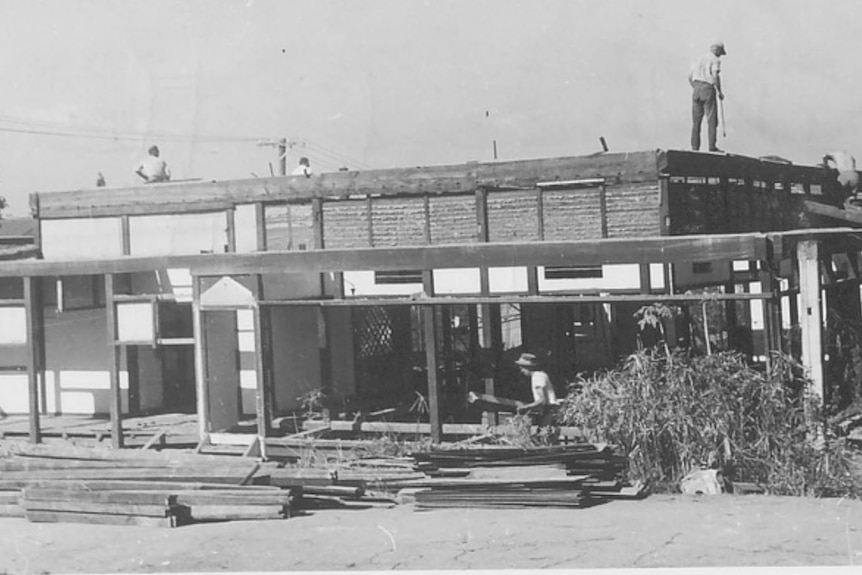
left=559, top=347, right=861, bottom=497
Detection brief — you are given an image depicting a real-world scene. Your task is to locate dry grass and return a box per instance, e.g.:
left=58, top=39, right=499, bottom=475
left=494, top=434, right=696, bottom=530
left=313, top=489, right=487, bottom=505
left=560, top=348, right=862, bottom=497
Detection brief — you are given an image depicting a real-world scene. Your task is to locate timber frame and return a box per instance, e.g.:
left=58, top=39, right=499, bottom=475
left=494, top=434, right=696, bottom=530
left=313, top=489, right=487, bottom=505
left=6, top=149, right=862, bottom=446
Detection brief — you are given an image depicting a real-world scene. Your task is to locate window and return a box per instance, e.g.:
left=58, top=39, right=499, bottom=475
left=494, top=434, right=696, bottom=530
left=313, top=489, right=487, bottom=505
left=544, top=266, right=603, bottom=280
left=374, top=270, right=423, bottom=284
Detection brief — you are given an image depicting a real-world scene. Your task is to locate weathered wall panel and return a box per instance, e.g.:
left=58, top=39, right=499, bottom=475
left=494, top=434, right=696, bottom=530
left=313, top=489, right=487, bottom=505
left=488, top=191, right=538, bottom=243
left=371, top=197, right=426, bottom=247
left=265, top=204, right=315, bottom=251
left=429, top=195, right=476, bottom=245
left=322, top=200, right=368, bottom=249
left=543, top=188, right=603, bottom=241
left=606, top=184, right=662, bottom=238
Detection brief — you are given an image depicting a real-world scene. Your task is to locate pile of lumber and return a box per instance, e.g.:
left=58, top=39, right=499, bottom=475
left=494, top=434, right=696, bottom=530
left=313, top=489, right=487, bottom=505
left=0, top=445, right=302, bottom=526
left=404, top=443, right=643, bottom=509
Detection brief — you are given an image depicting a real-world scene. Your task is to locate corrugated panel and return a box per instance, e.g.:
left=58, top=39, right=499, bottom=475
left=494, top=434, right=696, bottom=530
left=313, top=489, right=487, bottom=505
left=487, top=191, right=538, bottom=242
left=606, top=184, right=661, bottom=238
left=371, top=197, right=427, bottom=247
left=323, top=200, right=369, bottom=249
left=543, top=188, right=603, bottom=241
left=429, top=195, right=476, bottom=245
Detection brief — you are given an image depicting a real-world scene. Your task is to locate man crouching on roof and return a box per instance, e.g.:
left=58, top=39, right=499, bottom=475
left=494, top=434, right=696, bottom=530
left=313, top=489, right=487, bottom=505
left=515, top=352, right=561, bottom=444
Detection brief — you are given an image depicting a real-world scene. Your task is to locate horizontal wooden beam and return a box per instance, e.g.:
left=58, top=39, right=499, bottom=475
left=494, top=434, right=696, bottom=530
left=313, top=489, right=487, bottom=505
left=32, top=151, right=660, bottom=219
left=190, top=233, right=769, bottom=276
left=659, top=150, right=829, bottom=184
left=0, top=233, right=771, bottom=278
left=802, top=200, right=862, bottom=226
left=253, top=291, right=777, bottom=309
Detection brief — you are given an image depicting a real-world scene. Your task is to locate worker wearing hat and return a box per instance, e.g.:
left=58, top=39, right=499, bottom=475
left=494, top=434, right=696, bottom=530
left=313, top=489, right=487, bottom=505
left=689, top=41, right=727, bottom=153
left=514, top=352, right=560, bottom=437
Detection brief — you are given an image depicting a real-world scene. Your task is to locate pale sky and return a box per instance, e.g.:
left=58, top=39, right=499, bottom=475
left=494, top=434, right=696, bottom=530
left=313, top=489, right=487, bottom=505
left=0, top=0, right=860, bottom=216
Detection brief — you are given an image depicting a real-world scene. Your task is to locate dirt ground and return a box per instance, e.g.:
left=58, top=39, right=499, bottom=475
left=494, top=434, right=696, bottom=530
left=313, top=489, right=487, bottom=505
left=1, top=493, right=861, bottom=573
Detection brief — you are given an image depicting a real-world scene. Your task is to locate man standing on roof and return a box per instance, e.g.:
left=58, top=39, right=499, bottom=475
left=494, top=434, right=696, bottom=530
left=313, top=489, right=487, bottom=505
left=823, top=151, right=859, bottom=206
left=135, top=145, right=171, bottom=184
left=689, top=41, right=727, bottom=153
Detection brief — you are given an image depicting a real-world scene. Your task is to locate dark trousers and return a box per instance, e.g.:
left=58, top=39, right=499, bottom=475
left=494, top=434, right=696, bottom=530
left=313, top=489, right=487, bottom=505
left=691, top=81, right=718, bottom=151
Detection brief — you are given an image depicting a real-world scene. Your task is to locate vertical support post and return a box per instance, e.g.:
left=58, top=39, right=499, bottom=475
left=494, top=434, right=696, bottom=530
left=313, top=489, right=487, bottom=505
left=760, top=263, right=779, bottom=371
left=193, top=276, right=211, bottom=439
left=225, top=208, right=236, bottom=253
left=423, top=194, right=432, bottom=245
left=253, top=304, right=271, bottom=442
left=798, top=240, right=824, bottom=405
left=476, top=186, right=500, bottom=426
left=599, top=183, right=608, bottom=238
left=526, top=186, right=544, bottom=295
left=366, top=195, right=374, bottom=247
left=24, top=276, right=42, bottom=444
left=121, top=215, right=131, bottom=256
left=255, top=202, right=268, bottom=252
left=278, top=138, right=287, bottom=177
left=127, top=346, right=140, bottom=415
left=311, top=198, right=324, bottom=250
left=422, top=271, right=442, bottom=443
left=104, top=274, right=124, bottom=449
left=639, top=264, right=651, bottom=294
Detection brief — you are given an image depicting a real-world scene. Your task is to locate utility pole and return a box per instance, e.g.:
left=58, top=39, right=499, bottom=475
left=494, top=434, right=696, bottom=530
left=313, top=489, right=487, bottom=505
left=278, top=138, right=287, bottom=176
left=257, top=138, right=295, bottom=176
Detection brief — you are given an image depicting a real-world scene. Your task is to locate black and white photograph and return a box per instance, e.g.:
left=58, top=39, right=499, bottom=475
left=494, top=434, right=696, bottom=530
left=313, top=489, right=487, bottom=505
left=0, top=1, right=861, bottom=572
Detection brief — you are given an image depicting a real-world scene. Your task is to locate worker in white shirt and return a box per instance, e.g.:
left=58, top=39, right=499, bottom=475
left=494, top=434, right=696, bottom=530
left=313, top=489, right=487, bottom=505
left=292, top=157, right=313, bottom=177
left=823, top=151, right=859, bottom=206
left=689, top=41, right=727, bottom=153
left=514, top=353, right=560, bottom=442
left=135, top=145, right=171, bottom=184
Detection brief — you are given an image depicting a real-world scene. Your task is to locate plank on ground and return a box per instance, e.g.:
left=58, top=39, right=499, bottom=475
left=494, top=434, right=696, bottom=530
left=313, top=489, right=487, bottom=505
left=187, top=505, right=288, bottom=521
left=0, top=479, right=280, bottom=492
left=25, top=509, right=177, bottom=528
left=21, top=499, right=174, bottom=518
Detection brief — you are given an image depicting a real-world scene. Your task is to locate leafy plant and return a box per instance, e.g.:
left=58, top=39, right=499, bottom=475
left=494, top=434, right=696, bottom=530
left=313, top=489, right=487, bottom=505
left=560, top=347, right=861, bottom=497
left=298, top=389, right=327, bottom=420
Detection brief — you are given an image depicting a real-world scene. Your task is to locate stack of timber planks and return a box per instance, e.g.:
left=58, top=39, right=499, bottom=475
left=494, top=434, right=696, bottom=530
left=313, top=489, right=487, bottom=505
left=0, top=445, right=299, bottom=526
left=405, top=443, right=643, bottom=509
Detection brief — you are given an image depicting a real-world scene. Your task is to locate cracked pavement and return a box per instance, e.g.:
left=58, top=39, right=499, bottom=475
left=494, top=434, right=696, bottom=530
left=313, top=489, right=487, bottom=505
left=0, top=494, right=861, bottom=572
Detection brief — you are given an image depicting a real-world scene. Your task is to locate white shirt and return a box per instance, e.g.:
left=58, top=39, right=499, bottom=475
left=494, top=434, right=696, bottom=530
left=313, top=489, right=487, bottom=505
left=689, top=52, right=721, bottom=85
left=531, top=371, right=558, bottom=405
left=825, top=151, right=856, bottom=172
left=292, top=165, right=312, bottom=176
left=135, top=156, right=171, bottom=183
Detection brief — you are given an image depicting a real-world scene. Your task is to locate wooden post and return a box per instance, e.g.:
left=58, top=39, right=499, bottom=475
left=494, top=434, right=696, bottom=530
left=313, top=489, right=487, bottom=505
left=121, top=215, right=131, bottom=256
left=599, top=183, right=608, bottom=238
left=255, top=202, right=267, bottom=252
left=104, top=274, right=124, bottom=448
left=760, top=265, right=779, bottom=370
left=127, top=346, right=140, bottom=415
left=225, top=208, right=236, bottom=253
left=798, top=240, right=824, bottom=405
left=192, top=276, right=211, bottom=439
left=366, top=195, right=374, bottom=247
left=527, top=186, right=544, bottom=294
left=253, top=304, right=271, bottom=442
left=423, top=270, right=443, bottom=443
left=23, top=276, right=43, bottom=444
left=278, top=138, right=287, bottom=177
left=476, top=186, right=500, bottom=426
left=638, top=264, right=651, bottom=294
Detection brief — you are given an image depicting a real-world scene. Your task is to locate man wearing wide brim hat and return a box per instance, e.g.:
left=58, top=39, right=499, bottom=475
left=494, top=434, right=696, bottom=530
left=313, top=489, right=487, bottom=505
left=514, top=352, right=560, bottom=433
